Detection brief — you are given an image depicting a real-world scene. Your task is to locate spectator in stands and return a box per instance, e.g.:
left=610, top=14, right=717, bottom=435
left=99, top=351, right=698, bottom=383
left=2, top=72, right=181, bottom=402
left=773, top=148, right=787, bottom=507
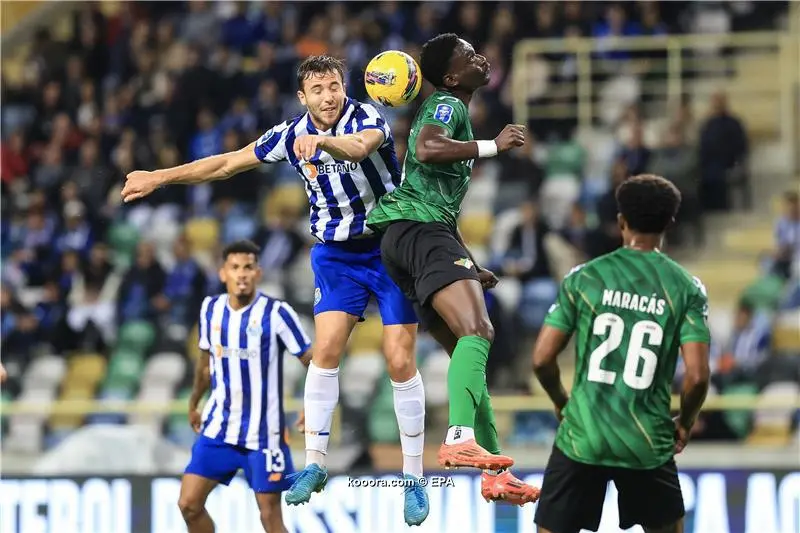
left=1, top=286, right=39, bottom=359
left=1, top=131, right=30, bottom=188
left=699, top=91, right=749, bottom=212
left=588, top=157, right=626, bottom=258
left=116, top=242, right=166, bottom=325
left=774, top=191, right=800, bottom=279
left=713, top=300, right=771, bottom=387
left=560, top=203, right=590, bottom=259
left=592, top=3, right=642, bottom=63
left=56, top=201, right=93, bottom=258
left=158, top=235, right=207, bottom=335
left=617, top=121, right=651, bottom=176
left=647, top=125, right=703, bottom=245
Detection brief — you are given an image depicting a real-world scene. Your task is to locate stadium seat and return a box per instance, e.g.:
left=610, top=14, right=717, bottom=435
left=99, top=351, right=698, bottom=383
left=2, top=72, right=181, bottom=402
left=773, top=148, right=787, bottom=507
left=348, top=315, right=383, bottom=355
left=65, top=354, right=107, bottom=389
left=459, top=213, right=494, bottom=247
left=748, top=381, right=800, bottom=445
left=117, top=320, right=157, bottom=353
left=130, top=384, right=173, bottom=430
left=49, top=385, right=95, bottom=431
left=106, top=348, right=145, bottom=388
left=367, top=380, right=399, bottom=443
left=721, top=383, right=759, bottom=439
left=88, top=385, right=134, bottom=425
left=142, top=352, right=186, bottom=388
left=185, top=218, right=220, bottom=253
left=772, top=310, right=800, bottom=352
left=107, top=222, right=140, bottom=268
left=420, top=350, right=450, bottom=407
left=340, top=351, right=384, bottom=409
left=22, top=355, right=67, bottom=391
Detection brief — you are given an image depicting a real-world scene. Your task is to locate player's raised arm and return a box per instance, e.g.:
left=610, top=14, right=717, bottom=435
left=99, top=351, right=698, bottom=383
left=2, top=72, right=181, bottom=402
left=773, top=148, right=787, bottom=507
left=294, top=103, right=390, bottom=162
left=415, top=122, right=525, bottom=164
left=121, top=121, right=291, bottom=203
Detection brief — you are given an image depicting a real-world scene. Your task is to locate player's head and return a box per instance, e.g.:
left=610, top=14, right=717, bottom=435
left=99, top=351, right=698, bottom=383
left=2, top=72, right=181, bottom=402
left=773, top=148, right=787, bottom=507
left=420, top=33, right=490, bottom=93
left=616, top=174, right=682, bottom=240
left=296, top=55, right=347, bottom=129
left=220, top=240, right=262, bottom=300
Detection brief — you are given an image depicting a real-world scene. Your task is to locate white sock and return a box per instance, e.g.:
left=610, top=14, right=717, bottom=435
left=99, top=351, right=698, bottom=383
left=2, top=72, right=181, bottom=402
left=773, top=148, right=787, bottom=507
left=444, top=425, right=474, bottom=445
left=303, top=362, right=339, bottom=468
left=391, top=371, right=426, bottom=478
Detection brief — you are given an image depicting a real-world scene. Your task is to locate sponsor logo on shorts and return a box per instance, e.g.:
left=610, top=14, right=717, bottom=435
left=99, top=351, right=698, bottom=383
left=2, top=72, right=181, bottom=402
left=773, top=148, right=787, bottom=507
left=314, top=287, right=322, bottom=305
left=454, top=257, right=474, bottom=270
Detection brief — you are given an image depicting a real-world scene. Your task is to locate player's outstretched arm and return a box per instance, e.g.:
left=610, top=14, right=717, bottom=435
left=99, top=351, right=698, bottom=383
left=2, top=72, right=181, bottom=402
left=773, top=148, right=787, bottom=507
left=188, top=349, right=212, bottom=433
left=294, top=129, right=385, bottom=163
left=532, top=325, right=572, bottom=418
left=121, top=141, right=261, bottom=203
left=415, top=123, right=525, bottom=165
left=675, top=341, right=710, bottom=451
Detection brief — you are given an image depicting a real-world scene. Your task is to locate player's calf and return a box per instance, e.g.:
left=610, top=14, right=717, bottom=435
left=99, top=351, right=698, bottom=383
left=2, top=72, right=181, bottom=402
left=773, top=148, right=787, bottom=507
left=255, top=493, right=288, bottom=533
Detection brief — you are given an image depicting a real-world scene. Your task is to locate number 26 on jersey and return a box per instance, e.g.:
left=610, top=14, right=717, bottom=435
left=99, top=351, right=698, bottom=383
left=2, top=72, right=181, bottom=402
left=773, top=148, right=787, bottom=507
left=588, top=313, right=663, bottom=390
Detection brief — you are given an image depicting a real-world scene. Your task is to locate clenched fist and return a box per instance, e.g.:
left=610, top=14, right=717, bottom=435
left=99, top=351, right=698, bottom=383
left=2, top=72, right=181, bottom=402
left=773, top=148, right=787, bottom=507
left=121, top=170, right=162, bottom=203
left=494, top=124, right=526, bottom=153
left=293, top=135, right=325, bottom=161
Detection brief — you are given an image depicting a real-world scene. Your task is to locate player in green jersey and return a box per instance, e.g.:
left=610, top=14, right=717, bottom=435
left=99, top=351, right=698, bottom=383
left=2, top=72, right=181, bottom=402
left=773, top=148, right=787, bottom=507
left=368, top=33, right=540, bottom=506
left=532, top=174, right=711, bottom=533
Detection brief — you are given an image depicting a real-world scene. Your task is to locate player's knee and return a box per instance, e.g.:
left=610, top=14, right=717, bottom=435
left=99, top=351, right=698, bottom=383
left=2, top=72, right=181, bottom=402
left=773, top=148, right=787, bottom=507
left=178, top=497, right=204, bottom=523
left=456, top=317, right=494, bottom=343
left=312, top=337, right=344, bottom=368
left=383, top=343, right=416, bottom=381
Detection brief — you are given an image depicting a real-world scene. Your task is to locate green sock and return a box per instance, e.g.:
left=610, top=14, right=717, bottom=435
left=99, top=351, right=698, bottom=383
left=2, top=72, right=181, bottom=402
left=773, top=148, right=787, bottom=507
left=447, top=335, right=491, bottom=428
left=474, top=383, right=501, bottom=454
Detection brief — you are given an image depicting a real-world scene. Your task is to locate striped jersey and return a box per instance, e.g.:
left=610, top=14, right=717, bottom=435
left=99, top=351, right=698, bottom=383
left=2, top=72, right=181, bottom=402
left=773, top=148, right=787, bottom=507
left=197, top=292, right=311, bottom=451
left=254, top=98, right=401, bottom=242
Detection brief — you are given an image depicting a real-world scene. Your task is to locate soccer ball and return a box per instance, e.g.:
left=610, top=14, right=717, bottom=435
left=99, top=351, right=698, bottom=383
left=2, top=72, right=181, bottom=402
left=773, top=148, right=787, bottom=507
left=364, top=51, right=422, bottom=107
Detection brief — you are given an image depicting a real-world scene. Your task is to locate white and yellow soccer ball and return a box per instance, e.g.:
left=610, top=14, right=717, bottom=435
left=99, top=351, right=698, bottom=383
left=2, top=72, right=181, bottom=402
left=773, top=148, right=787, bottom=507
left=364, top=50, right=423, bottom=107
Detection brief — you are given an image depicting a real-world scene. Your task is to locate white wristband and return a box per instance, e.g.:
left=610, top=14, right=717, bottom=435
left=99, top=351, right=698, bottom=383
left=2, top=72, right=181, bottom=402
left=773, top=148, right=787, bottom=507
left=476, top=140, right=498, bottom=158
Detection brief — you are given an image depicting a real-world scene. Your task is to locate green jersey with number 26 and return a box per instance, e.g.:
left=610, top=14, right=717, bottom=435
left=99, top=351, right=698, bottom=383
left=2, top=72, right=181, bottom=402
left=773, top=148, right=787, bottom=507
left=545, top=247, right=711, bottom=469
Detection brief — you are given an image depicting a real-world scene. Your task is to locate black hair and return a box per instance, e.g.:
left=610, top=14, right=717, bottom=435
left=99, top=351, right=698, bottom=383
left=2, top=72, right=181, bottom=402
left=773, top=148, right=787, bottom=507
left=296, top=55, right=346, bottom=90
left=222, top=240, right=261, bottom=261
left=420, top=33, right=460, bottom=88
left=615, top=174, right=681, bottom=234
left=784, top=190, right=799, bottom=203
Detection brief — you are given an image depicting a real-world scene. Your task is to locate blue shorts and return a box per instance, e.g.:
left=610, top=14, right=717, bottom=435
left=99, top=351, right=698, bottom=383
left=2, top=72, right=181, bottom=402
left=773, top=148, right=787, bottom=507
left=184, top=435, right=294, bottom=493
left=310, top=236, right=417, bottom=325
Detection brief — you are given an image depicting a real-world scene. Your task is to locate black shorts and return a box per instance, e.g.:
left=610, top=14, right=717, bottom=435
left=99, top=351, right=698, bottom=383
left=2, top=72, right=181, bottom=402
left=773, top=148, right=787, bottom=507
left=380, top=220, right=480, bottom=328
left=534, top=445, right=685, bottom=533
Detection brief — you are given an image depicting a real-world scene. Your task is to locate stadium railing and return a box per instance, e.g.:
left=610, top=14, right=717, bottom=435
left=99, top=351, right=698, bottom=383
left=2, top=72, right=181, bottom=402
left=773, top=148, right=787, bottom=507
left=511, top=30, right=800, bottom=172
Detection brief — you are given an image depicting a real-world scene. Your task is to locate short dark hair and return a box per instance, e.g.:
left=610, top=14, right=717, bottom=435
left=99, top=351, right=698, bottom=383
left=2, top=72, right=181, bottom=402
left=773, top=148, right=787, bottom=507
left=222, top=240, right=260, bottom=261
left=615, top=174, right=681, bottom=234
left=420, top=33, right=460, bottom=88
left=784, top=190, right=799, bottom=204
left=297, top=55, right=345, bottom=90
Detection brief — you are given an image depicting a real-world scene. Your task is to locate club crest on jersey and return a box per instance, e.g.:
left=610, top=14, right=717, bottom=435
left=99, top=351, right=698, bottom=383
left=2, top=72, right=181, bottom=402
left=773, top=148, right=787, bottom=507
left=314, top=287, right=322, bottom=305
left=246, top=322, right=262, bottom=337
left=454, top=257, right=474, bottom=270
left=434, top=104, right=454, bottom=124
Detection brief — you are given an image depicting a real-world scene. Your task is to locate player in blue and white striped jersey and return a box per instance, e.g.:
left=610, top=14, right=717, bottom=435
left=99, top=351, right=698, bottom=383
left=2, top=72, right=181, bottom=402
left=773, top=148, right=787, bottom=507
left=122, top=56, right=429, bottom=525
left=181, top=240, right=312, bottom=533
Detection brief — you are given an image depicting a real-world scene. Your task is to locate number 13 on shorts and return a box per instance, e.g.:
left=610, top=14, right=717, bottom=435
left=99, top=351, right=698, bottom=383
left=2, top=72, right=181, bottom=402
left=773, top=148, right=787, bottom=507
left=263, top=449, right=286, bottom=472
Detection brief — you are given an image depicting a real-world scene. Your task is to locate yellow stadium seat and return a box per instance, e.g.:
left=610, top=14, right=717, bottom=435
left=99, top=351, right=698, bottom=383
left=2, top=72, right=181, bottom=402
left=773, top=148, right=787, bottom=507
left=66, top=354, right=107, bottom=388
left=50, top=386, right=94, bottom=430
left=263, top=185, right=308, bottom=223
left=187, top=324, right=202, bottom=362
left=772, top=325, right=800, bottom=352
left=185, top=218, right=220, bottom=254
left=746, top=426, right=792, bottom=446
left=459, top=213, right=494, bottom=247
left=349, top=315, right=384, bottom=355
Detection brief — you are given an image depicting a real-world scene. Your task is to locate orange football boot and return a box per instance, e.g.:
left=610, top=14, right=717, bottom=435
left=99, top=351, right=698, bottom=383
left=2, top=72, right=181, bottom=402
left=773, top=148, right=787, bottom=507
left=480, top=469, right=541, bottom=506
left=437, top=439, right=514, bottom=470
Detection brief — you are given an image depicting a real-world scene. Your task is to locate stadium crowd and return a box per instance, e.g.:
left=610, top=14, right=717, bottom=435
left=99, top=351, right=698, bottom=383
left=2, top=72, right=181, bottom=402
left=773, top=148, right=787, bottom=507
left=1, top=1, right=796, bottom=451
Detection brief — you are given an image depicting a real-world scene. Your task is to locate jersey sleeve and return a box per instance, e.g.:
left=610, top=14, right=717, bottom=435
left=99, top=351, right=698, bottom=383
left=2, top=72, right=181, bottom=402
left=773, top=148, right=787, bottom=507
left=680, top=277, right=711, bottom=344
left=253, top=120, right=291, bottom=163
left=275, top=302, right=312, bottom=357
left=198, top=296, right=212, bottom=351
left=417, top=96, right=467, bottom=138
left=354, top=103, right=392, bottom=147
left=543, top=266, right=582, bottom=334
